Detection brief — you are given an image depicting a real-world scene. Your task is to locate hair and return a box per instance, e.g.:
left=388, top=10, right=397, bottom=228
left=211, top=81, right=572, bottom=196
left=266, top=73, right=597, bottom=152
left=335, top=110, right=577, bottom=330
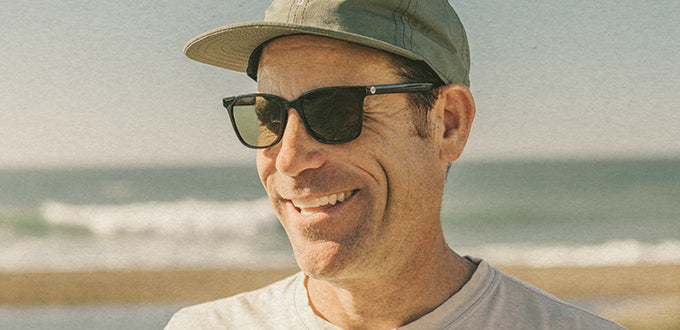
left=390, top=55, right=445, bottom=138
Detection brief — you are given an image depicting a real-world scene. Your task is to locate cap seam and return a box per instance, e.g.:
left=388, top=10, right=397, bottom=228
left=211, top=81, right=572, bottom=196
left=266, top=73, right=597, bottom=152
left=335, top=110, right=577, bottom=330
left=300, top=0, right=309, bottom=23
left=400, top=0, right=408, bottom=49
left=404, top=0, right=416, bottom=52
left=292, top=1, right=300, bottom=24
left=391, top=2, right=398, bottom=48
left=294, top=0, right=305, bottom=24
left=393, top=0, right=406, bottom=49
left=286, top=0, right=295, bottom=24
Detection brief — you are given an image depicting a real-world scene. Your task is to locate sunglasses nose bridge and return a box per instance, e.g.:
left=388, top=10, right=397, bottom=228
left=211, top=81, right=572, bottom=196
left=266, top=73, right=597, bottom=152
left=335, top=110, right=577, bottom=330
left=280, top=101, right=318, bottom=144
left=285, top=98, right=304, bottom=117
left=276, top=107, right=327, bottom=161
left=280, top=98, right=313, bottom=137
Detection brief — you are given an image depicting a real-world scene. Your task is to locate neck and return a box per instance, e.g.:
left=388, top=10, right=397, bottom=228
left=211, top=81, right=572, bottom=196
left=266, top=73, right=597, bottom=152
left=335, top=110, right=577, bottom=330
left=305, top=237, right=476, bottom=329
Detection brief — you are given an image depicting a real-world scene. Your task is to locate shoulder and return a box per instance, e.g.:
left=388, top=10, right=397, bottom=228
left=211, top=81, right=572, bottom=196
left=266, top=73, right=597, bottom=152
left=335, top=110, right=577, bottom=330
left=165, top=272, right=305, bottom=329
left=460, top=260, right=625, bottom=329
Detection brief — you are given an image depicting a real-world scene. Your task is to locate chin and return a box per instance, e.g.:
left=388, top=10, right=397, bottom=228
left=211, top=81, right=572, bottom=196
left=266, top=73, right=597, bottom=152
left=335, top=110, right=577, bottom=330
left=292, top=238, right=362, bottom=281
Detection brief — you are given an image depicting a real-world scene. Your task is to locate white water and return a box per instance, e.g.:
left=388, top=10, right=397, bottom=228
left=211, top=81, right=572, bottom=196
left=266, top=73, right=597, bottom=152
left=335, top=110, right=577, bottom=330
left=1, top=199, right=678, bottom=271
left=461, top=240, right=680, bottom=268
left=40, top=198, right=277, bottom=238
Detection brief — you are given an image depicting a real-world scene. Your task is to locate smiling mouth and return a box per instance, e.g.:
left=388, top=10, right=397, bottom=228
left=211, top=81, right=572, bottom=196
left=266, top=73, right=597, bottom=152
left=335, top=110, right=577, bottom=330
left=290, top=190, right=355, bottom=215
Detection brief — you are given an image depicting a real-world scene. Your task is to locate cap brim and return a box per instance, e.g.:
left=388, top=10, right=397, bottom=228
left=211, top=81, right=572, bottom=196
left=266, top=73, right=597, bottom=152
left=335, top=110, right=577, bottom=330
left=184, top=21, right=425, bottom=74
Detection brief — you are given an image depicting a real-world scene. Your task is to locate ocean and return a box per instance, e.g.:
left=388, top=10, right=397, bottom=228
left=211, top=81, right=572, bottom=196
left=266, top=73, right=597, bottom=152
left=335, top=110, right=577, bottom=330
left=1, top=158, right=679, bottom=271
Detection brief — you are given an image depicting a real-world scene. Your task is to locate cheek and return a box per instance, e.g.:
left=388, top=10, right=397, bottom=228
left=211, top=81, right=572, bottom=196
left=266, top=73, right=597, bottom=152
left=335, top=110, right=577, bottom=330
left=367, top=135, right=440, bottom=199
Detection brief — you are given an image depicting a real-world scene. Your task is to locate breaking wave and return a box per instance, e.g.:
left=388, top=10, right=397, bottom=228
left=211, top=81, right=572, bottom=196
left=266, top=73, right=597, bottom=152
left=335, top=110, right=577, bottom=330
left=463, top=239, right=680, bottom=267
left=40, top=198, right=279, bottom=238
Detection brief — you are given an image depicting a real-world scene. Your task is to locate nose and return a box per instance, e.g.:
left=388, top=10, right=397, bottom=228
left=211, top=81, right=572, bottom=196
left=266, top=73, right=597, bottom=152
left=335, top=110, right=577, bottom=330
left=274, top=108, right=328, bottom=177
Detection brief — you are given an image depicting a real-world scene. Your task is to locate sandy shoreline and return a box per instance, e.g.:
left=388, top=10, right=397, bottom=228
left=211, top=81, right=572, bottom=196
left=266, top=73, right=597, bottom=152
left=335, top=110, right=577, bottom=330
left=2, top=264, right=679, bottom=329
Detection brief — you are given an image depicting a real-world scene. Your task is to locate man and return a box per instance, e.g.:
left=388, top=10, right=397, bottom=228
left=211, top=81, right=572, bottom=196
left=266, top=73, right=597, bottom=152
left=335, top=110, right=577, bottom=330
left=167, top=0, right=623, bottom=328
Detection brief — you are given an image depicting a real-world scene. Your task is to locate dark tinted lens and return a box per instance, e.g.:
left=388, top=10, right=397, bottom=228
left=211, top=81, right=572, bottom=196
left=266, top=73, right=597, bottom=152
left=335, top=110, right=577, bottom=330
left=301, top=88, right=363, bottom=142
left=231, top=96, right=284, bottom=147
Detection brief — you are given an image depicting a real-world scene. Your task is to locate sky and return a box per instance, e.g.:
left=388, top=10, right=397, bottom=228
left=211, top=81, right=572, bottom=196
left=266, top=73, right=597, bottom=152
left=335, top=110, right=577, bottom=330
left=1, top=0, right=679, bottom=168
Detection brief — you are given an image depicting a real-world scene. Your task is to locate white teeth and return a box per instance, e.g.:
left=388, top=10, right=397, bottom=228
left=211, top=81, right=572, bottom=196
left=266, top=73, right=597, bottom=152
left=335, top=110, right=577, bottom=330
left=319, top=196, right=329, bottom=207
left=292, top=191, right=353, bottom=211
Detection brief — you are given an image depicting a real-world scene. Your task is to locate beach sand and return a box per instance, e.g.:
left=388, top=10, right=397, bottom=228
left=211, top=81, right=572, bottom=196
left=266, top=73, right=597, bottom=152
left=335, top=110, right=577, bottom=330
left=1, top=265, right=678, bottom=329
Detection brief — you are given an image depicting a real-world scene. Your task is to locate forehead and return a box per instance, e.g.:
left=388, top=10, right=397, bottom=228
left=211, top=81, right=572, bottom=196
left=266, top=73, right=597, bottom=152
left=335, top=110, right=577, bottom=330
left=257, top=35, right=400, bottom=93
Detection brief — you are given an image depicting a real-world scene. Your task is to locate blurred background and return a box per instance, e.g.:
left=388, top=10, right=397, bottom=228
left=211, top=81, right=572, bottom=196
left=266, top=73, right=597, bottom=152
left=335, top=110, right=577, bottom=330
left=2, top=1, right=679, bottom=167
left=1, top=1, right=679, bottom=329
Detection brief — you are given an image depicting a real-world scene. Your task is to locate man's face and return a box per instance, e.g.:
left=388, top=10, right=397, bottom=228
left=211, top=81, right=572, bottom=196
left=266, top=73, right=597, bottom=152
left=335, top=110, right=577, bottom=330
left=256, top=35, right=449, bottom=280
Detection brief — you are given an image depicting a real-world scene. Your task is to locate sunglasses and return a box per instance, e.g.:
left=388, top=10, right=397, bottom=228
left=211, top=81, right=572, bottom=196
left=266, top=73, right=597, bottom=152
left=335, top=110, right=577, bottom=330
left=223, top=82, right=437, bottom=149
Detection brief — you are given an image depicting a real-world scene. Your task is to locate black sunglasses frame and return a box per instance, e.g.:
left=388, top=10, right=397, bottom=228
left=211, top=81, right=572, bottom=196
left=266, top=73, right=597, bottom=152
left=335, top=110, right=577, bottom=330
left=223, top=83, right=438, bottom=149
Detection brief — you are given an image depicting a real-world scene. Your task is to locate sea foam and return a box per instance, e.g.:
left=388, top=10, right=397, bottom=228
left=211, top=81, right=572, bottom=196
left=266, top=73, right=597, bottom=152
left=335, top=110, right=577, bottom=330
left=21, top=199, right=680, bottom=271
left=464, top=239, right=680, bottom=267
left=40, top=198, right=278, bottom=237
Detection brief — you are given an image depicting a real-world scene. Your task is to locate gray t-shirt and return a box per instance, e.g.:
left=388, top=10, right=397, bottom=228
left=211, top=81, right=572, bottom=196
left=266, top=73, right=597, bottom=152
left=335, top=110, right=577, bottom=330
left=165, top=258, right=624, bottom=329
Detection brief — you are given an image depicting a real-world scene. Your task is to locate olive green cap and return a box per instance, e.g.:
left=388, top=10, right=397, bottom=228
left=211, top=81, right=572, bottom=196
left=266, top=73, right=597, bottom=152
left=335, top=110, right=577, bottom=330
left=184, top=0, right=470, bottom=86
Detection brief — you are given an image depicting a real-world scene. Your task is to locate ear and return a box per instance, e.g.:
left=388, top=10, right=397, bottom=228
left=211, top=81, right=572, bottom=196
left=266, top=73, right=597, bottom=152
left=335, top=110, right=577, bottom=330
left=433, top=83, right=475, bottom=163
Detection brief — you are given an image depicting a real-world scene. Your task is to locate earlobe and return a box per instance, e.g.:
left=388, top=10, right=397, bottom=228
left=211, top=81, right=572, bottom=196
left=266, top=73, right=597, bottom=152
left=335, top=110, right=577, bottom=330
left=436, top=83, right=475, bottom=162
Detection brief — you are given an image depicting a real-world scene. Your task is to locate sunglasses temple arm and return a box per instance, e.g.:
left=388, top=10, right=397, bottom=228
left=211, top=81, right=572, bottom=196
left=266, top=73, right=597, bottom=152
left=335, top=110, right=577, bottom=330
left=367, top=83, right=435, bottom=95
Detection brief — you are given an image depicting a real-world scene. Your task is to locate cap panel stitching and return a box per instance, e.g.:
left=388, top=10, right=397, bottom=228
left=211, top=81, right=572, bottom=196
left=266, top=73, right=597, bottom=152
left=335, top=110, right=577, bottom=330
left=300, top=0, right=309, bottom=23
left=398, top=1, right=405, bottom=49
left=404, top=0, right=416, bottom=51
left=393, top=0, right=407, bottom=49
left=292, top=0, right=300, bottom=23
left=286, top=0, right=295, bottom=23
left=391, top=1, right=399, bottom=47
